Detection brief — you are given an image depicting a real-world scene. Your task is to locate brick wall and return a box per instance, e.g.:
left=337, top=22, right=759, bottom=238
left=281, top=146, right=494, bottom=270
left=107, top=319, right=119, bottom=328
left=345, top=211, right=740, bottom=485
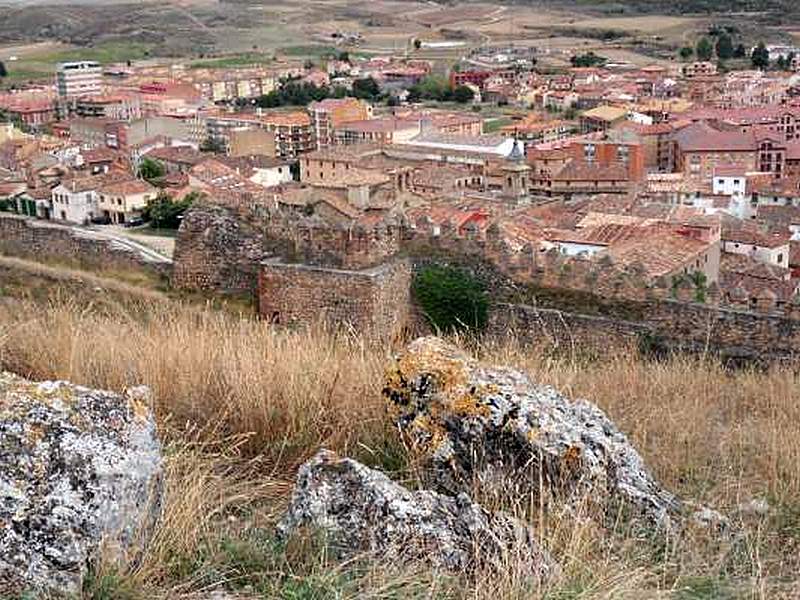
left=258, top=258, right=411, bottom=341
left=0, top=213, right=170, bottom=280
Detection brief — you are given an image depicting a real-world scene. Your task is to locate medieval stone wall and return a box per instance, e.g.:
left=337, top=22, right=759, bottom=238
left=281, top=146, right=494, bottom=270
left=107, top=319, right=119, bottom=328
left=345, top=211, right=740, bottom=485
left=258, top=258, right=411, bottom=341
left=0, top=214, right=170, bottom=280
left=171, top=202, right=275, bottom=294
left=172, top=201, right=800, bottom=362
left=490, top=300, right=800, bottom=365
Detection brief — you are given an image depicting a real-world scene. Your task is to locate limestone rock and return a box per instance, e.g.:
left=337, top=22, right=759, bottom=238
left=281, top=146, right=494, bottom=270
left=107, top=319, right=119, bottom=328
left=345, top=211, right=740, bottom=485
left=277, top=449, right=555, bottom=579
left=0, top=372, right=163, bottom=596
left=383, top=337, right=722, bottom=531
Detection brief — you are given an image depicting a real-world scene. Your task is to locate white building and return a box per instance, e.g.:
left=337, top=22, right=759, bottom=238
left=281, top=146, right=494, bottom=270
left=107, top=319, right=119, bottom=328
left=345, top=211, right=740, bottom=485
left=248, top=160, right=294, bottom=188
left=51, top=178, right=100, bottom=224
left=713, top=173, right=747, bottom=197
left=400, top=131, right=521, bottom=158
left=56, top=61, right=102, bottom=100
left=722, top=230, right=790, bottom=269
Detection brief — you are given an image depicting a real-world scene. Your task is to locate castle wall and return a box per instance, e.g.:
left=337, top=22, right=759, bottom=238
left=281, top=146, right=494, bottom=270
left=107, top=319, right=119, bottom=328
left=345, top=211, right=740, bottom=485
left=0, top=213, right=170, bottom=280
left=258, top=258, right=411, bottom=341
left=171, top=202, right=275, bottom=294
left=490, top=300, right=800, bottom=365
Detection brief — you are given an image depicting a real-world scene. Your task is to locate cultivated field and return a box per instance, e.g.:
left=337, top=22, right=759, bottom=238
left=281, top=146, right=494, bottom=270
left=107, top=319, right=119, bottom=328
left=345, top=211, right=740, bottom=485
left=0, top=0, right=724, bottom=84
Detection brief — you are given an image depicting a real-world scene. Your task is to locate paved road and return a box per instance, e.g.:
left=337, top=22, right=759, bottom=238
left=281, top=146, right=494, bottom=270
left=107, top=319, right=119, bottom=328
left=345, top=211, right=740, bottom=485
left=77, top=226, right=174, bottom=264
left=100, top=225, right=177, bottom=259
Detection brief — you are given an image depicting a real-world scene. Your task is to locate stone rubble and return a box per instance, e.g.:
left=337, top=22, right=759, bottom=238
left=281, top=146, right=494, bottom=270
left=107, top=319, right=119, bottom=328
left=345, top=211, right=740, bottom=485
left=277, top=448, right=556, bottom=579
left=382, top=337, right=726, bottom=531
left=0, top=372, right=163, bottom=596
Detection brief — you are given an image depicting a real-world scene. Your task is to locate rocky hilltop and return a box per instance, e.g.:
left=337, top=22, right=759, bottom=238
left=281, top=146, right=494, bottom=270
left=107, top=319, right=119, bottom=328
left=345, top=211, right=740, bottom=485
left=0, top=339, right=726, bottom=596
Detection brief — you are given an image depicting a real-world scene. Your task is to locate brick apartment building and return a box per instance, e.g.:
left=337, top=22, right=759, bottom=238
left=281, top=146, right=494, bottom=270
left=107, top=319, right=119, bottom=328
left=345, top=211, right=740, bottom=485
left=0, top=95, right=56, bottom=129
left=450, top=69, right=515, bottom=91
left=308, top=98, right=372, bottom=149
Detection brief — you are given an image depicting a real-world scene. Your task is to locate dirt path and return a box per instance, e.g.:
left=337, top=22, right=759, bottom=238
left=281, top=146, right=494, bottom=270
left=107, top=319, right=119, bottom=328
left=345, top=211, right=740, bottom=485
left=0, top=255, right=170, bottom=302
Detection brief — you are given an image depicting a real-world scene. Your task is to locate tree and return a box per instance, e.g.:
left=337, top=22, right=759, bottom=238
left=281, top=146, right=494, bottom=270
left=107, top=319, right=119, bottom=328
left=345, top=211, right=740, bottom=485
left=679, top=46, right=694, bottom=61
left=408, top=75, right=452, bottom=102
left=413, top=38, right=422, bottom=50
left=413, top=265, right=488, bottom=333
left=715, top=33, right=734, bottom=60
left=137, top=157, right=165, bottom=182
left=734, top=43, right=747, bottom=59
left=751, top=42, right=770, bottom=70
left=351, top=77, right=381, bottom=100
left=0, top=61, right=6, bottom=78
left=452, top=85, right=475, bottom=104
left=696, top=37, right=713, bottom=61
left=570, top=52, right=607, bottom=68
left=144, top=191, right=201, bottom=229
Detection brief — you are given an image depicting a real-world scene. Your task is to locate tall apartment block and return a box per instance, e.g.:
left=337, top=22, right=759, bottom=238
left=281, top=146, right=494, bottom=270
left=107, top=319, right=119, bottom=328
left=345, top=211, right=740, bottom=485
left=56, top=61, right=102, bottom=100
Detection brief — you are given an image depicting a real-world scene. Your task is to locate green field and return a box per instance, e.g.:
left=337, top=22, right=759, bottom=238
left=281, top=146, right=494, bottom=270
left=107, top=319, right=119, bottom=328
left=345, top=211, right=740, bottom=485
left=484, top=117, right=514, bottom=133
left=278, top=45, right=340, bottom=58
left=188, top=52, right=274, bottom=70
left=1, top=41, right=155, bottom=87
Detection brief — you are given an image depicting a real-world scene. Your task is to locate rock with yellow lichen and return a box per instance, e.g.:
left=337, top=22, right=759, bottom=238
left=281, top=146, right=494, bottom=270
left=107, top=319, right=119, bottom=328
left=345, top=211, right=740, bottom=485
left=383, top=337, right=725, bottom=532
left=278, top=449, right=556, bottom=579
left=0, top=372, right=162, bottom=597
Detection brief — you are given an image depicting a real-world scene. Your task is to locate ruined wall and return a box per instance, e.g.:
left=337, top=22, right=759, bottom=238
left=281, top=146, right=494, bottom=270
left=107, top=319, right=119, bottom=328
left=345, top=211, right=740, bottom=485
left=172, top=202, right=402, bottom=294
left=171, top=202, right=279, bottom=294
left=0, top=213, right=170, bottom=280
left=173, top=202, right=800, bottom=361
left=490, top=300, right=800, bottom=365
left=258, top=258, right=412, bottom=341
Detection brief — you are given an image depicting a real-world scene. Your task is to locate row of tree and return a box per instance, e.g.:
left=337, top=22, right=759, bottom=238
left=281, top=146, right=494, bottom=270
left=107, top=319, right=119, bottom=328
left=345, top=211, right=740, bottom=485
left=406, top=75, right=474, bottom=104
left=681, top=34, right=789, bottom=71
left=679, top=34, right=747, bottom=62
left=250, top=77, right=383, bottom=108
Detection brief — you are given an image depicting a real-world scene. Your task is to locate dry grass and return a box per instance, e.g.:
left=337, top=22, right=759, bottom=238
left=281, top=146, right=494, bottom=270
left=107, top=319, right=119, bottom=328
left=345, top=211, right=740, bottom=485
left=1, top=292, right=799, bottom=599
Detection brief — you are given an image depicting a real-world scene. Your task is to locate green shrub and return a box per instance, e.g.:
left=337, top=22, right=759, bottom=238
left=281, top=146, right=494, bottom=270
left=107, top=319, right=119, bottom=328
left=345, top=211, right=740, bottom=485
left=413, top=265, right=488, bottom=333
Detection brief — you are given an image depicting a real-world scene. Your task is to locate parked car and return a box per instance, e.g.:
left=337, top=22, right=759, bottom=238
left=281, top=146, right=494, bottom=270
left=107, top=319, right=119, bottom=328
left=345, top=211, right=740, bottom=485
left=90, top=215, right=111, bottom=225
left=123, top=217, right=145, bottom=228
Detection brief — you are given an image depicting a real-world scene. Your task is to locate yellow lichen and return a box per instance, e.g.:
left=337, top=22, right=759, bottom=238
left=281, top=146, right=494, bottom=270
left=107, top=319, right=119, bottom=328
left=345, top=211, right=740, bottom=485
left=451, top=392, right=490, bottom=418
left=564, top=445, right=582, bottom=469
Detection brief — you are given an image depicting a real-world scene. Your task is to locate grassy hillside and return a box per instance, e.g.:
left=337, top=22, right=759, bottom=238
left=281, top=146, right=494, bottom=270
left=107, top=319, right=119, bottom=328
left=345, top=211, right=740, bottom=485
left=1, top=267, right=799, bottom=598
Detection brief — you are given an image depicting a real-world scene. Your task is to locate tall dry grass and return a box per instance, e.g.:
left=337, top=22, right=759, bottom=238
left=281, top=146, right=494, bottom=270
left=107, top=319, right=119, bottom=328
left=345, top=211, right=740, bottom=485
left=1, top=294, right=799, bottom=598
left=0, top=297, right=393, bottom=470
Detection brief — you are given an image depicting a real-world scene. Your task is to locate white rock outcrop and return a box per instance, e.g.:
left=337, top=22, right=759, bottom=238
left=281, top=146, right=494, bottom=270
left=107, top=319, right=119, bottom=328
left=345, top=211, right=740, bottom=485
left=383, top=337, right=725, bottom=531
left=0, top=373, right=162, bottom=596
left=278, top=449, right=555, bottom=579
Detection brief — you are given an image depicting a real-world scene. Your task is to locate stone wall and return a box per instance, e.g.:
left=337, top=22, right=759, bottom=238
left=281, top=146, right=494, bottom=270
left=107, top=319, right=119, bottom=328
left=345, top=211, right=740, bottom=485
left=490, top=299, right=800, bottom=365
left=172, top=202, right=402, bottom=294
left=258, top=258, right=412, bottom=341
left=0, top=214, right=170, bottom=280
left=171, top=202, right=274, bottom=294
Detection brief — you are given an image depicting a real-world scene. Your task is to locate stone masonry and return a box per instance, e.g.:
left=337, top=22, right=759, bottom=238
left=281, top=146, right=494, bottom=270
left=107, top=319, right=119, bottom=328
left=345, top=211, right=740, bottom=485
left=258, top=258, right=411, bottom=341
left=0, top=213, right=170, bottom=279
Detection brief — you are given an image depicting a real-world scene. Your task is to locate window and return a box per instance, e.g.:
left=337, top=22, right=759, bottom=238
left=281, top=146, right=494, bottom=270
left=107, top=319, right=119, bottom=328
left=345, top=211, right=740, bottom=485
left=778, top=253, right=784, bottom=264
